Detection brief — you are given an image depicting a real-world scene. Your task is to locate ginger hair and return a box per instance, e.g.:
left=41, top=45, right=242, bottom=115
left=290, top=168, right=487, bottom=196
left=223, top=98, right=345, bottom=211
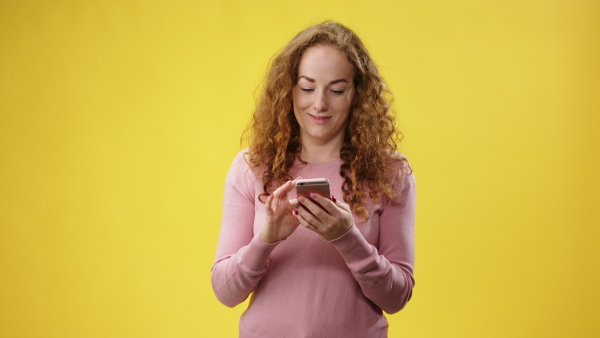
left=242, top=21, right=410, bottom=222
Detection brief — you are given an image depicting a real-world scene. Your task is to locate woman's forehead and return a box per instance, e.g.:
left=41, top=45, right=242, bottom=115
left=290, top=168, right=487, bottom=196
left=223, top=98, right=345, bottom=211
left=297, top=45, right=354, bottom=82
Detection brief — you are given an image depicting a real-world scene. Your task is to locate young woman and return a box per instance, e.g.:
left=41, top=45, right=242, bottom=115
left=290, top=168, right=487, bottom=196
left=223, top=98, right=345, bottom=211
left=212, top=21, right=416, bottom=337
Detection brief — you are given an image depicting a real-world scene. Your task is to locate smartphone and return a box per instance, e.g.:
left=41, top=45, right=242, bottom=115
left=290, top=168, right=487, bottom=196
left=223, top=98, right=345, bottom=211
left=295, top=178, right=331, bottom=200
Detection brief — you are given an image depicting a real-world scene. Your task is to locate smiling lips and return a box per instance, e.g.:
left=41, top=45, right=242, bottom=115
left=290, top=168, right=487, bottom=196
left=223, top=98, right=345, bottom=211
left=308, top=113, right=332, bottom=124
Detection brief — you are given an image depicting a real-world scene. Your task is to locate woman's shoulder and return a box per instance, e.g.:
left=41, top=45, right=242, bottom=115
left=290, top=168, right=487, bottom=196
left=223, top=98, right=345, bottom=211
left=232, top=148, right=250, bottom=163
left=385, top=151, right=414, bottom=196
left=226, top=148, right=261, bottom=184
left=389, top=150, right=408, bottom=160
left=227, top=148, right=253, bottom=175
left=389, top=151, right=412, bottom=174
left=231, top=148, right=255, bottom=166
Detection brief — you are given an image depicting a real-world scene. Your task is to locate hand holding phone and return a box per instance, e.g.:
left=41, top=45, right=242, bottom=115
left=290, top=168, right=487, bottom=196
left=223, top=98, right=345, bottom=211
left=293, top=178, right=353, bottom=241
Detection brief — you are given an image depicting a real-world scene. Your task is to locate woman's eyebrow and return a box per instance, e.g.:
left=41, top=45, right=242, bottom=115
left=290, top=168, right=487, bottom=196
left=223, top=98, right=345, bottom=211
left=298, top=75, right=349, bottom=84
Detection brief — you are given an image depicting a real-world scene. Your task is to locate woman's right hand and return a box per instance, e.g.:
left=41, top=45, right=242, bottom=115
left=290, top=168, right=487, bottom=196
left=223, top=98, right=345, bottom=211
left=260, top=179, right=301, bottom=243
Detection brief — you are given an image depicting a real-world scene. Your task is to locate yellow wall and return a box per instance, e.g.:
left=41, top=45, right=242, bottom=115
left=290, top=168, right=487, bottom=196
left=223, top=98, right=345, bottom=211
left=1, top=1, right=598, bottom=337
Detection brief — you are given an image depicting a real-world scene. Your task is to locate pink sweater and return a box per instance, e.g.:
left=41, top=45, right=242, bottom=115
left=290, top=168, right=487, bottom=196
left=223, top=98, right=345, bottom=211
left=211, top=151, right=416, bottom=337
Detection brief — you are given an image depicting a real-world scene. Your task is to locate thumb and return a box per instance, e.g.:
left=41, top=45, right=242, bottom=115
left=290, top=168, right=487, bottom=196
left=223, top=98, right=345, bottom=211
left=332, top=195, right=351, bottom=213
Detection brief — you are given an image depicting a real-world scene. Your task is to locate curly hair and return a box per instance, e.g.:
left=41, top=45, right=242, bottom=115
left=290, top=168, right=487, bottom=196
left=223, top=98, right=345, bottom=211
left=242, top=21, right=410, bottom=222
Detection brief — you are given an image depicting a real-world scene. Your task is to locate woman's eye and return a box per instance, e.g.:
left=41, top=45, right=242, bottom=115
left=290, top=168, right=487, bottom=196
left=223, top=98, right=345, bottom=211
left=331, top=90, right=344, bottom=95
left=301, top=88, right=314, bottom=93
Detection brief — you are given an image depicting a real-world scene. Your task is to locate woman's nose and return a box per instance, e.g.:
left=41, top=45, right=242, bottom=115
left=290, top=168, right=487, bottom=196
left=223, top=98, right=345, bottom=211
left=313, top=92, right=328, bottom=112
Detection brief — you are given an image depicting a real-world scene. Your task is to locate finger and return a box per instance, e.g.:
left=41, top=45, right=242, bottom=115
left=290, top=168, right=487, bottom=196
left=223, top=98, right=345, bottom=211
left=295, top=212, right=319, bottom=231
left=307, top=193, right=337, bottom=214
left=332, top=196, right=351, bottom=214
left=278, top=196, right=295, bottom=214
left=272, top=180, right=295, bottom=199
left=296, top=196, right=328, bottom=225
left=337, top=204, right=351, bottom=215
left=289, top=198, right=299, bottom=209
left=265, top=194, right=274, bottom=215
left=290, top=177, right=302, bottom=188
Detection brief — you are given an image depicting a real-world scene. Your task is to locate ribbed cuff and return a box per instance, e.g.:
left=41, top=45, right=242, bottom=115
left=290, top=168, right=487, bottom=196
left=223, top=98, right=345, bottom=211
left=329, top=225, right=373, bottom=262
left=240, top=233, right=282, bottom=272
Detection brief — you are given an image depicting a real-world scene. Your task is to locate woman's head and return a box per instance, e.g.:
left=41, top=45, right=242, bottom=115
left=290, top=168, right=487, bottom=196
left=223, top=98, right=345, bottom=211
left=244, top=21, right=406, bottom=222
left=292, top=44, right=355, bottom=148
left=269, top=21, right=386, bottom=124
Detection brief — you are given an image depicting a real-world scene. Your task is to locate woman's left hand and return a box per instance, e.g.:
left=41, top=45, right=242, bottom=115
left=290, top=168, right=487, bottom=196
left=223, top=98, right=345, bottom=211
left=292, top=193, right=354, bottom=241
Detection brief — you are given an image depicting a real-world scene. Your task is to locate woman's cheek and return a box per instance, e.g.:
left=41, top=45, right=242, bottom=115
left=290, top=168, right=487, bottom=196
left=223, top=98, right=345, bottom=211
left=295, top=95, right=312, bottom=109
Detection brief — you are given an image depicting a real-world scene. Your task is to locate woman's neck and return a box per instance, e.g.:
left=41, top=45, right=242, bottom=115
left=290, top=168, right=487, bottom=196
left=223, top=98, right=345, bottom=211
left=298, top=136, right=343, bottom=163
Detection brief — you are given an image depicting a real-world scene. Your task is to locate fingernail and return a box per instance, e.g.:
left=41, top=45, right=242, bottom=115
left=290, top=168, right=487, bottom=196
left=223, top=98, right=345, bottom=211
left=298, top=196, right=305, bottom=203
left=295, top=176, right=302, bottom=180
left=292, top=202, right=299, bottom=208
left=331, top=195, right=337, bottom=202
left=310, top=193, right=317, bottom=199
left=293, top=209, right=299, bottom=215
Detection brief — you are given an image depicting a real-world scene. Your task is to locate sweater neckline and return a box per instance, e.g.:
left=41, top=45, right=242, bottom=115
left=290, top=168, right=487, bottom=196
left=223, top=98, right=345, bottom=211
left=295, top=157, right=343, bottom=168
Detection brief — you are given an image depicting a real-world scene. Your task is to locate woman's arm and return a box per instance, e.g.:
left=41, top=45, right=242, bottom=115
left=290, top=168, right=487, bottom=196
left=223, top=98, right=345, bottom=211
left=331, top=172, right=416, bottom=314
left=211, top=152, right=300, bottom=307
left=293, top=170, right=416, bottom=313
left=212, top=235, right=279, bottom=307
left=210, top=152, right=278, bottom=307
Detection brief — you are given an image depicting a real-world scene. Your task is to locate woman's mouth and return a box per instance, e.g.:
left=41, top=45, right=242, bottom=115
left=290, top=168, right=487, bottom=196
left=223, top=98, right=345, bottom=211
left=308, top=113, right=332, bottom=124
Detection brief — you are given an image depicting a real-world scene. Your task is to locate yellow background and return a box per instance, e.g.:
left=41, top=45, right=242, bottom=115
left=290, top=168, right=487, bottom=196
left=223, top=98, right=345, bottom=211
left=1, top=1, right=598, bottom=337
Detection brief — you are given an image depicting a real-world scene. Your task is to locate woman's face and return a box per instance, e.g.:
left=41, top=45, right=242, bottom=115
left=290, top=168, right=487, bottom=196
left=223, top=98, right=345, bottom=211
left=292, top=45, right=355, bottom=147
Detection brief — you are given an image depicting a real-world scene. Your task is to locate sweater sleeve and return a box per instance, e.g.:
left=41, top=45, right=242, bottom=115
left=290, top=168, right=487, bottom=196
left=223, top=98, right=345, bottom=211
left=210, top=151, right=281, bottom=307
left=330, top=171, right=416, bottom=314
